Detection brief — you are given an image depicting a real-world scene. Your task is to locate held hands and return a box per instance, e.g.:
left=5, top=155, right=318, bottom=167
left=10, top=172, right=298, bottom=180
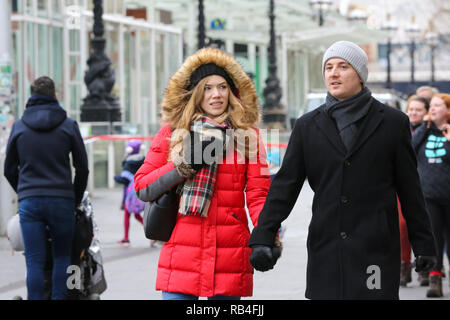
left=249, top=243, right=282, bottom=272
left=414, top=255, right=437, bottom=273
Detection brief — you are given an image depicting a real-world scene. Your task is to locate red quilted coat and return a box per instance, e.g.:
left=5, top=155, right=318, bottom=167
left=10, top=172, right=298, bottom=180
left=134, top=124, right=270, bottom=297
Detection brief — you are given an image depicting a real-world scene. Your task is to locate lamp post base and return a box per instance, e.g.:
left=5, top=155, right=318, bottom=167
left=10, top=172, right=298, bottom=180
left=262, top=107, right=287, bottom=130
left=80, top=99, right=121, bottom=123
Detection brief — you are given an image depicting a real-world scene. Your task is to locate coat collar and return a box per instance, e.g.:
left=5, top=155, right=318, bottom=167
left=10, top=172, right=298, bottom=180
left=313, top=99, right=384, bottom=158
left=313, top=106, right=347, bottom=156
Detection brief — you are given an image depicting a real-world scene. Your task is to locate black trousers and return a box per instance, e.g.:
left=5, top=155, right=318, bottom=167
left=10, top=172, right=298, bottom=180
left=425, top=198, right=450, bottom=272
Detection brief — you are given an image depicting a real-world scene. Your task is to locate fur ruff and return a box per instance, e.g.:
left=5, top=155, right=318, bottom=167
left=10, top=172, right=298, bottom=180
left=162, top=47, right=260, bottom=129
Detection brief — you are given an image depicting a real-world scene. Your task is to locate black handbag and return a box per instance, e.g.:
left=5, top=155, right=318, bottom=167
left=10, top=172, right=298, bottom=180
left=72, top=208, right=94, bottom=262
left=143, top=190, right=179, bottom=241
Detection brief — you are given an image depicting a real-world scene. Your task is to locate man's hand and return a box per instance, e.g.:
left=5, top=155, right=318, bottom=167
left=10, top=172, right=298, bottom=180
left=414, top=255, right=436, bottom=273
left=250, top=245, right=280, bottom=272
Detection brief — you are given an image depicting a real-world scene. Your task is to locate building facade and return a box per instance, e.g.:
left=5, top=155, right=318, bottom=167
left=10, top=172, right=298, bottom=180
left=10, top=0, right=183, bottom=137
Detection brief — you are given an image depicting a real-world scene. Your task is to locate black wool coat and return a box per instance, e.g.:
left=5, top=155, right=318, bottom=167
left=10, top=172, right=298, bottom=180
left=249, top=99, right=436, bottom=299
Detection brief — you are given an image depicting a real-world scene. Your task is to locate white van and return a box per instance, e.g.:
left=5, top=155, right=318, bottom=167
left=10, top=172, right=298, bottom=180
left=300, top=91, right=406, bottom=116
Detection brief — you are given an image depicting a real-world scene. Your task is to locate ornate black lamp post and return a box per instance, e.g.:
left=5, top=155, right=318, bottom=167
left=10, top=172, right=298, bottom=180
left=406, top=16, right=420, bottom=86
left=309, top=0, right=332, bottom=27
left=197, top=0, right=206, bottom=49
left=80, top=0, right=121, bottom=127
left=381, top=14, right=398, bottom=89
left=425, top=31, right=439, bottom=86
left=262, top=0, right=286, bottom=129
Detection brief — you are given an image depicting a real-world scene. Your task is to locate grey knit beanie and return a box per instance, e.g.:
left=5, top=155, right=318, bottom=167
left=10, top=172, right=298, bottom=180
left=322, top=41, right=368, bottom=84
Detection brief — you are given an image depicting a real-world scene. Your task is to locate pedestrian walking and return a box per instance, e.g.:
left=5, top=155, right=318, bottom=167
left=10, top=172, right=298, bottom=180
left=248, top=41, right=436, bottom=300
left=114, top=139, right=145, bottom=246
left=401, top=95, right=431, bottom=286
left=4, top=76, right=89, bottom=300
left=134, top=47, right=271, bottom=300
left=407, top=95, right=430, bottom=132
left=412, top=93, right=450, bottom=297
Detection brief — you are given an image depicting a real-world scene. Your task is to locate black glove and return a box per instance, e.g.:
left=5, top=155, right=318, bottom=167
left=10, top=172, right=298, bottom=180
left=186, top=133, right=217, bottom=171
left=249, top=245, right=280, bottom=272
left=414, top=255, right=437, bottom=273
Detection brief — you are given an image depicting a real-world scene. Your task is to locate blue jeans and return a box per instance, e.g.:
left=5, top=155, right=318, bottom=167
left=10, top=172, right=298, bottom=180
left=162, top=291, right=241, bottom=300
left=19, top=196, right=75, bottom=300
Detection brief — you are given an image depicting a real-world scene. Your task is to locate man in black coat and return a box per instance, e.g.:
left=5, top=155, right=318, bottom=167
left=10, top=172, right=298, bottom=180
left=4, top=76, right=89, bottom=299
left=249, top=41, right=436, bottom=299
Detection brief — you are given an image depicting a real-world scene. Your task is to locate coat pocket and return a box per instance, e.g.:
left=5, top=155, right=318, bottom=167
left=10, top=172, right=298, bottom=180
left=228, top=210, right=250, bottom=235
left=376, top=209, right=395, bottom=251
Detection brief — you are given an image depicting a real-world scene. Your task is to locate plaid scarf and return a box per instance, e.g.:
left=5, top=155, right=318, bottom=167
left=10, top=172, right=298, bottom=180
left=178, top=116, right=232, bottom=217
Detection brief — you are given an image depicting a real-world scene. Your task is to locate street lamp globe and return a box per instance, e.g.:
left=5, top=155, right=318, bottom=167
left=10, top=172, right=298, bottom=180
left=380, top=14, right=398, bottom=34
left=425, top=32, right=439, bottom=48
left=309, top=0, right=333, bottom=26
left=309, top=0, right=333, bottom=10
left=347, top=8, right=368, bottom=24
left=405, top=16, right=421, bottom=39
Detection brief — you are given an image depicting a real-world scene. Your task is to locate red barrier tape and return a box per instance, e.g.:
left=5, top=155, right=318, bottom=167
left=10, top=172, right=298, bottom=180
left=266, top=143, right=288, bottom=148
left=84, top=135, right=154, bottom=141
left=84, top=135, right=288, bottom=149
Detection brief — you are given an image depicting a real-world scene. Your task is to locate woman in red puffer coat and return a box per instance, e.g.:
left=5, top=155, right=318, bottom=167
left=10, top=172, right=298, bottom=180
left=134, top=48, right=274, bottom=300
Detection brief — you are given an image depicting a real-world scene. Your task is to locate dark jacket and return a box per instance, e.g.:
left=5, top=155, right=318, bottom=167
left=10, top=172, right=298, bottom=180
left=411, top=122, right=450, bottom=204
left=4, top=94, right=89, bottom=206
left=114, top=153, right=145, bottom=186
left=249, top=99, right=435, bottom=299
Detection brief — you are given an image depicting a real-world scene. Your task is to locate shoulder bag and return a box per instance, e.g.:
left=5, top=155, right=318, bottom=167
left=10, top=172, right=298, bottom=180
left=143, top=189, right=179, bottom=241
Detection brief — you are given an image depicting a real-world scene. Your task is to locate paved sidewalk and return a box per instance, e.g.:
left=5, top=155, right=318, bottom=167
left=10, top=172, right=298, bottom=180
left=0, top=185, right=448, bottom=300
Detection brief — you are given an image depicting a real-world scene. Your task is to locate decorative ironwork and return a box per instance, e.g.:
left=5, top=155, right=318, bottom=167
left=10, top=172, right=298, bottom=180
left=381, top=14, right=397, bottom=89
left=262, top=0, right=286, bottom=129
left=80, top=0, right=121, bottom=123
left=197, top=0, right=206, bottom=49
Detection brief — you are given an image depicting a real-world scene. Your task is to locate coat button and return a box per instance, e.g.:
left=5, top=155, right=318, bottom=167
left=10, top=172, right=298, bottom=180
left=340, top=232, right=348, bottom=239
left=344, top=160, right=351, bottom=167
left=340, top=196, right=349, bottom=204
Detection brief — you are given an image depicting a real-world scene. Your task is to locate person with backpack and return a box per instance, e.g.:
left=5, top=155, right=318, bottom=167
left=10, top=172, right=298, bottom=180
left=114, top=139, right=145, bottom=246
left=4, top=76, right=89, bottom=300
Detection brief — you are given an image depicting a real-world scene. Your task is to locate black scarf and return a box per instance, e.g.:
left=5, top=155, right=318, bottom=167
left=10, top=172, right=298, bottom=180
left=324, top=87, right=373, bottom=151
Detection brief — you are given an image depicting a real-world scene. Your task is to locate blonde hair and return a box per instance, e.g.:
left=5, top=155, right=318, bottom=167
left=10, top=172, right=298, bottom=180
left=169, top=76, right=259, bottom=161
left=416, top=86, right=439, bottom=96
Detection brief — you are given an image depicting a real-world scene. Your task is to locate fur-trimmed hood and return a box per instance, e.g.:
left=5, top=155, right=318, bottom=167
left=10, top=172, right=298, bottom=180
left=162, top=47, right=259, bottom=128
